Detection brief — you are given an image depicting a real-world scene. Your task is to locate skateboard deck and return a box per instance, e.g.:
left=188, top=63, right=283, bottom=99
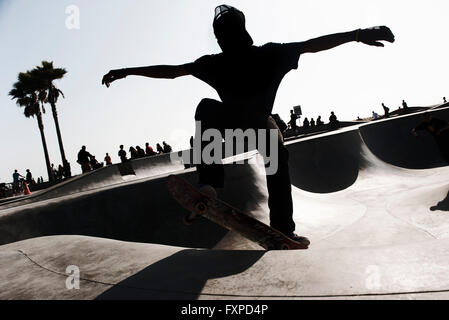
left=167, top=175, right=308, bottom=250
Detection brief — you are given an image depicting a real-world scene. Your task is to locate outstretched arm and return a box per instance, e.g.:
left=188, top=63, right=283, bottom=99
left=102, top=64, right=191, bottom=87
left=291, top=26, right=395, bottom=54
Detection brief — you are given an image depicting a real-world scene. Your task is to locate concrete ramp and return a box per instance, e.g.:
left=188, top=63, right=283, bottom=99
left=0, top=152, right=185, bottom=210
left=2, top=107, right=449, bottom=299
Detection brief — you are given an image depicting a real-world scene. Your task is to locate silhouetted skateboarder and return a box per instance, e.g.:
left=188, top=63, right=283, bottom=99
left=102, top=5, right=395, bottom=245
left=412, top=112, right=449, bottom=163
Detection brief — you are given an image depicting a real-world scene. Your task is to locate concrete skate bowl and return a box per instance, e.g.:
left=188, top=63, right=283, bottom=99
left=3, top=109, right=449, bottom=299
left=359, top=107, right=449, bottom=169
left=1, top=108, right=449, bottom=250
left=286, top=129, right=362, bottom=193
left=0, top=164, right=268, bottom=249
left=285, top=106, right=449, bottom=193
left=0, top=125, right=373, bottom=249
left=0, top=152, right=186, bottom=210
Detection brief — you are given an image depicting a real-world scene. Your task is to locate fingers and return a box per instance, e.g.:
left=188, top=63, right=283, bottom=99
left=362, top=26, right=395, bottom=45
left=102, top=72, right=113, bottom=87
left=379, top=26, right=395, bottom=43
left=362, top=40, right=384, bottom=47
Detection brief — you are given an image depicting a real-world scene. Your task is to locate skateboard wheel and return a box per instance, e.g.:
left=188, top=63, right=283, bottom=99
left=183, top=214, right=196, bottom=225
left=195, top=202, right=207, bottom=214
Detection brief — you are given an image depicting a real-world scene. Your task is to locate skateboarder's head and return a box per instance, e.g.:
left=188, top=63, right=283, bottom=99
left=213, top=5, right=253, bottom=53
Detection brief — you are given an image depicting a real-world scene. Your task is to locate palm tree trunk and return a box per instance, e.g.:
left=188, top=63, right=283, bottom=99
left=36, top=112, right=53, bottom=181
left=50, top=102, right=67, bottom=168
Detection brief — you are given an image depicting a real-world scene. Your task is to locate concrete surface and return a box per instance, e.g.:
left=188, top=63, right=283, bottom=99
left=1, top=107, right=449, bottom=299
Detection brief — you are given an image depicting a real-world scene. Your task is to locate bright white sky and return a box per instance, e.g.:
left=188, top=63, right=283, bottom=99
left=0, top=0, right=448, bottom=182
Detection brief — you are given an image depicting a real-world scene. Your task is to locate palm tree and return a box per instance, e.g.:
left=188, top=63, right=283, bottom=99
left=9, top=71, right=54, bottom=181
left=30, top=61, right=69, bottom=176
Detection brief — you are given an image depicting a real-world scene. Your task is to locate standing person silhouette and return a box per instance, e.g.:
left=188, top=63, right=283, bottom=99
left=102, top=5, right=395, bottom=245
left=289, top=110, right=298, bottom=131
left=382, top=103, right=390, bottom=118
left=118, top=145, right=127, bottom=163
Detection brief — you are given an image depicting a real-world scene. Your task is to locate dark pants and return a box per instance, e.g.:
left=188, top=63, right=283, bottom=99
left=194, top=98, right=295, bottom=235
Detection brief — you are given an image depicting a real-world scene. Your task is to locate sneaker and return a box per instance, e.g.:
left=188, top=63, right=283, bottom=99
left=289, top=233, right=310, bottom=246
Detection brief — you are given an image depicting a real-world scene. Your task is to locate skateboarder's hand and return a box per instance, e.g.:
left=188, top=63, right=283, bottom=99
left=102, top=69, right=128, bottom=88
left=357, top=26, right=395, bottom=47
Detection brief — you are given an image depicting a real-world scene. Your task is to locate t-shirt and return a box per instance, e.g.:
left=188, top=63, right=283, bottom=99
left=77, top=150, right=91, bottom=163
left=146, top=146, right=154, bottom=153
left=163, top=144, right=172, bottom=153
left=118, top=149, right=127, bottom=160
left=185, top=43, right=301, bottom=117
left=13, top=172, right=20, bottom=183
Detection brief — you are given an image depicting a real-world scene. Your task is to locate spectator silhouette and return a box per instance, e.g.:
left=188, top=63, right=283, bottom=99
left=105, top=153, right=112, bottom=165
left=57, top=165, right=64, bottom=179
left=402, top=100, right=408, bottom=110
left=136, top=145, right=146, bottom=158
left=382, top=103, right=390, bottom=118
left=329, top=111, right=339, bottom=129
left=90, top=155, right=104, bottom=170
left=145, top=143, right=157, bottom=156
left=25, top=169, right=33, bottom=184
left=372, top=111, right=379, bottom=120
left=118, top=145, right=127, bottom=163
left=129, top=146, right=138, bottom=159
left=156, top=143, right=164, bottom=154
left=77, top=146, right=92, bottom=173
left=51, top=163, right=58, bottom=180
left=310, top=118, right=315, bottom=127
left=163, top=141, right=172, bottom=153
left=289, top=110, right=298, bottom=131
left=64, top=161, right=72, bottom=178
left=316, top=116, right=324, bottom=126
left=12, top=169, right=24, bottom=194
left=302, top=117, right=310, bottom=129
left=444, top=97, right=447, bottom=103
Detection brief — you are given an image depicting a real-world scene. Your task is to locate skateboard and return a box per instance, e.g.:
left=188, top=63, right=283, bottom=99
left=167, top=175, right=308, bottom=250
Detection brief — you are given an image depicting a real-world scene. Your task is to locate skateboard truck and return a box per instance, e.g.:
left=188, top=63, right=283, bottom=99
left=183, top=201, right=207, bottom=225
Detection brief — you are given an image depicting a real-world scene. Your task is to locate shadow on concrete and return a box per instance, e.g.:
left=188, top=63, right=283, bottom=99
left=95, top=249, right=266, bottom=299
